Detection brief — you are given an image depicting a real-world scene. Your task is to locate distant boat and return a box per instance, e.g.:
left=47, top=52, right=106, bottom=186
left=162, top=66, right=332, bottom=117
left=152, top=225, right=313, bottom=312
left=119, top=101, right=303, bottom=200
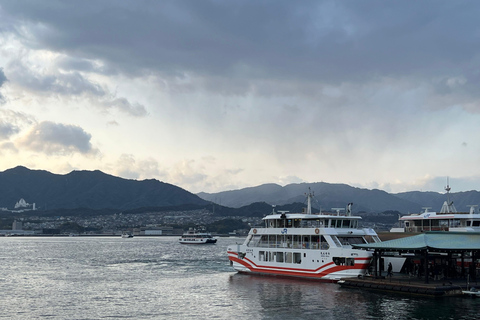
left=391, top=182, right=480, bottom=233
left=179, top=229, right=217, bottom=244
left=463, top=287, right=480, bottom=297
left=121, top=232, right=134, bottom=238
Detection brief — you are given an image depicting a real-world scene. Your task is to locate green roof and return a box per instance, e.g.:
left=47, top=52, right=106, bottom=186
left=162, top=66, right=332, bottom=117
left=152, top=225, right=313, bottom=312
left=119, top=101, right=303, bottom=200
left=354, top=232, right=480, bottom=251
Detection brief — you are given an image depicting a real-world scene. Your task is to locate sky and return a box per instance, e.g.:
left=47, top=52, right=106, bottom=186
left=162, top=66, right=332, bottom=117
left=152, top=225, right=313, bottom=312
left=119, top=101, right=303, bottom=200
left=1, top=1, right=480, bottom=195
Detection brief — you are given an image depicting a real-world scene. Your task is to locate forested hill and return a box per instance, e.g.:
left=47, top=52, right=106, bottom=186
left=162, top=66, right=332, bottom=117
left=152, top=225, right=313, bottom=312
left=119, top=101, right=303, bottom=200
left=198, top=182, right=480, bottom=214
left=0, top=166, right=209, bottom=211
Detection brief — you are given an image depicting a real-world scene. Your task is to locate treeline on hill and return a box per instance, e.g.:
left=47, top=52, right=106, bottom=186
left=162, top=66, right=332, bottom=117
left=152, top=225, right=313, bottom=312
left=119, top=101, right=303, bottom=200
left=176, top=219, right=251, bottom=234
left=359, top=210, right=402, bottom=225
left=1, top=200, right=393, bottom=220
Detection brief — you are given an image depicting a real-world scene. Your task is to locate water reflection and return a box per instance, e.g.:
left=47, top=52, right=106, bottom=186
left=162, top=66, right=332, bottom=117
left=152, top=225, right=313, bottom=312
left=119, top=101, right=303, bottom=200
left=227, top=273, right=480, bottom=320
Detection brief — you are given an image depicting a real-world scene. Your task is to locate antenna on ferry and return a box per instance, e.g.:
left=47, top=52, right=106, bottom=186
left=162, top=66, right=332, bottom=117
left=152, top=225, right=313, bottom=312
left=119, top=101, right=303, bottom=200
left=445, top=177, right=451, bottom=193
left=467, top=205, right=478, bottom=215
left=441, top=177, right=457, bottom=213
left=346, top=203, right=353, bottom=216
left=272, top=205, right=276, bottom=215
left=305, top=188, right=314, bottom=215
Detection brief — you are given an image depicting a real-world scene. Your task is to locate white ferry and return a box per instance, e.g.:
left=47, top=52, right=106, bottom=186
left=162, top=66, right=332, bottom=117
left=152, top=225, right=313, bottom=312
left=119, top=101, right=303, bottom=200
left=121, top=232, right=134, bottom=238
left=179, top=229, right=217, bottom=244
left=227, top=192, right=380, bottom=282
left=390, top=183, right=480, bottom=233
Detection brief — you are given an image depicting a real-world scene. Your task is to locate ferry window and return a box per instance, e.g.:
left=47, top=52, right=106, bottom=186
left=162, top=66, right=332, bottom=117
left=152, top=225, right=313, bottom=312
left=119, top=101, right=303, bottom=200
left=467, top=221, right=472, bottom=226
left=333, top=257, right=346, bottom=266
left=320, top=236, right=329, bottom=250
left=342, top=220, right=351, bottom=228
left=286, top=252, right=293, bottom=263
left=287, top=219, right=293, bottom=228
left=311, top=235, right=320, bottom=249
left=258, top=235, right=268, bottom=247
left=268, top=251, right=273, bottom=261
left=346, top=258, right=355, bottom=266
left=338, top=237, right=364, bottom=245
left=268, top=235, right=276, bottom=248
left=473, top=221, right=480, bottom=227
left=303, top=236, right=311, bottom=249
left=292, top=235, right=301, bottom=249
left=247, top=235, right=262, bottom=247
left=294, top=252, right=302, bottom=264
left=331, top=236, right=342, bottom=247
left=286, top=235, right=292, bottom=248
left=364, top=235, right=381, bottom=243
left=259, top=251, right=265, bottom=261
left=276, top=252, right=284, bottom=263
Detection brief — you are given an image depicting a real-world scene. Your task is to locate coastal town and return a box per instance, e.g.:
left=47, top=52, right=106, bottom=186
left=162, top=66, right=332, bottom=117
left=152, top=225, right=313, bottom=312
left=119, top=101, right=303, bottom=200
left=0, top=198, right=255, bottom=236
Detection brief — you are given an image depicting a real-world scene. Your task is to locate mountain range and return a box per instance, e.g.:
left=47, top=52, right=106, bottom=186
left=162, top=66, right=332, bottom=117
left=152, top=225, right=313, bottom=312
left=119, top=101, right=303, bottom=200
left=198, top=182, right=480, bottom=214
left=0, top=166, right=209, bottom=211
left=2, top=166, right=480, bottom=215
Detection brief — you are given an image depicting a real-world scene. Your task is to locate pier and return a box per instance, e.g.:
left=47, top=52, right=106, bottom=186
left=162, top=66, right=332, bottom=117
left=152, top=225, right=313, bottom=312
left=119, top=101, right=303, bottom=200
left=338, top=274, right=473, bottom=297
left=344, top=232, right=480, bottom=297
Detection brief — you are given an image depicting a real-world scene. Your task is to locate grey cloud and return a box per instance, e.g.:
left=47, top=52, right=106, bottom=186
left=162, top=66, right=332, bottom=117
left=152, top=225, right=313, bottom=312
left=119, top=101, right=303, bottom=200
left=102, top=97, right=147, bottom=117
left=3, top=1, right=479, bottom=84
left=0, top=68, right=7, bottom=104
left=0, top=121, right=20, bottom=140
left=56, top=56, right=98, bottom=73
left=0, top=68, right=6, bottom=85
left=8, top=59, right=147, bottom=116
left=19, top=121, right=99, bottom=156
left=8, top=60, right=105, bottom=96
left=0, top=109, right=35, bottom=140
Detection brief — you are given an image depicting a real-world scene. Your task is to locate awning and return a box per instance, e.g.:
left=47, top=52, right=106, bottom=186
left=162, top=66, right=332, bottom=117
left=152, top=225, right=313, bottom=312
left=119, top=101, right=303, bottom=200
left=354, top=232, right=480, bottom=251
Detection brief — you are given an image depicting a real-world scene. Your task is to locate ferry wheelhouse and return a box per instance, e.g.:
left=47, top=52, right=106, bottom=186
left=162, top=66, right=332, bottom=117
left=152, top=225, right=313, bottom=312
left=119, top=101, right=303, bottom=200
left=391, top=184, right=480, bottom=233
left=227, top=192, right=380, bottom=282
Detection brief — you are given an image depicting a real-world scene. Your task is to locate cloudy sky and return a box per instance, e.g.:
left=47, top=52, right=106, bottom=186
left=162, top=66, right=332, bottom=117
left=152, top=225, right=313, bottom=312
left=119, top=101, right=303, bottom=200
left=1, top=1, right=479, bottom=195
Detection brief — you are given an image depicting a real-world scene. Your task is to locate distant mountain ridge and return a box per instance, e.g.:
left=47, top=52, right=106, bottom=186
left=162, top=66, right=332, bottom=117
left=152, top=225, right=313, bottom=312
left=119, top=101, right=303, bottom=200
left=198, top=182, right=480, bottom=214
left=0, top=166, right=209, bottom=210
left=3, top=166, right=480, bottom=215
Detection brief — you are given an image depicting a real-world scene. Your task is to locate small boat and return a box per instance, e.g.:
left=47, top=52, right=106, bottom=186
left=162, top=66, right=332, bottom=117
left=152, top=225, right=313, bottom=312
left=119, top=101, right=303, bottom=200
left=463, top=288, right=480, bottom=297
left=121, top=232, right=134, bottom=238
left=179, top=229, right=217, bottom=244
left=227, top=190, right=381, bottom=282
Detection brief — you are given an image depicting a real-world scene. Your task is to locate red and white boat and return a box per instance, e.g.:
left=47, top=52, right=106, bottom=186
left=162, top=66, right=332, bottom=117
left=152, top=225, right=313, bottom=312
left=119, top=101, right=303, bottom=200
left=227, top=191, right=380, bottom=282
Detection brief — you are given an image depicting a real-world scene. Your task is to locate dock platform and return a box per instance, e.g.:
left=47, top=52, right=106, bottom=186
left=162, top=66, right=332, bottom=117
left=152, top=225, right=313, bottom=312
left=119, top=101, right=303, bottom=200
left=338, top=275, right=477, bottom=297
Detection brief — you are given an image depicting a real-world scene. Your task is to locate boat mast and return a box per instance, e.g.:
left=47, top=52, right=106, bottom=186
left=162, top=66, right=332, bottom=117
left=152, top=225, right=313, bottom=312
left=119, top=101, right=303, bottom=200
left=306, top=189, right=313, bottom=215
left=441, top=177, right=457, bottom=213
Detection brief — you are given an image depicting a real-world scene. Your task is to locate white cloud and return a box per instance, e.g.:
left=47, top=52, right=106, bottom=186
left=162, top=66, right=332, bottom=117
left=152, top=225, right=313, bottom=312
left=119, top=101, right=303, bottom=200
left=17, top=121, right=99, bottom=156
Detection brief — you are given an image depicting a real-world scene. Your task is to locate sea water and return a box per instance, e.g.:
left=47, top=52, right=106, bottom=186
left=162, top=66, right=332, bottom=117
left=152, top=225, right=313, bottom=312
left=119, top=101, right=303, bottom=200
left=0, top=236, right=478, bottom=319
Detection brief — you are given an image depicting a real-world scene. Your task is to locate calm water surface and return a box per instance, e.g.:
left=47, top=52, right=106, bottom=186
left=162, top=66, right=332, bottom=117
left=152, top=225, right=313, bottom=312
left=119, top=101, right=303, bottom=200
left=1, top=236, right=479, bottom=319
